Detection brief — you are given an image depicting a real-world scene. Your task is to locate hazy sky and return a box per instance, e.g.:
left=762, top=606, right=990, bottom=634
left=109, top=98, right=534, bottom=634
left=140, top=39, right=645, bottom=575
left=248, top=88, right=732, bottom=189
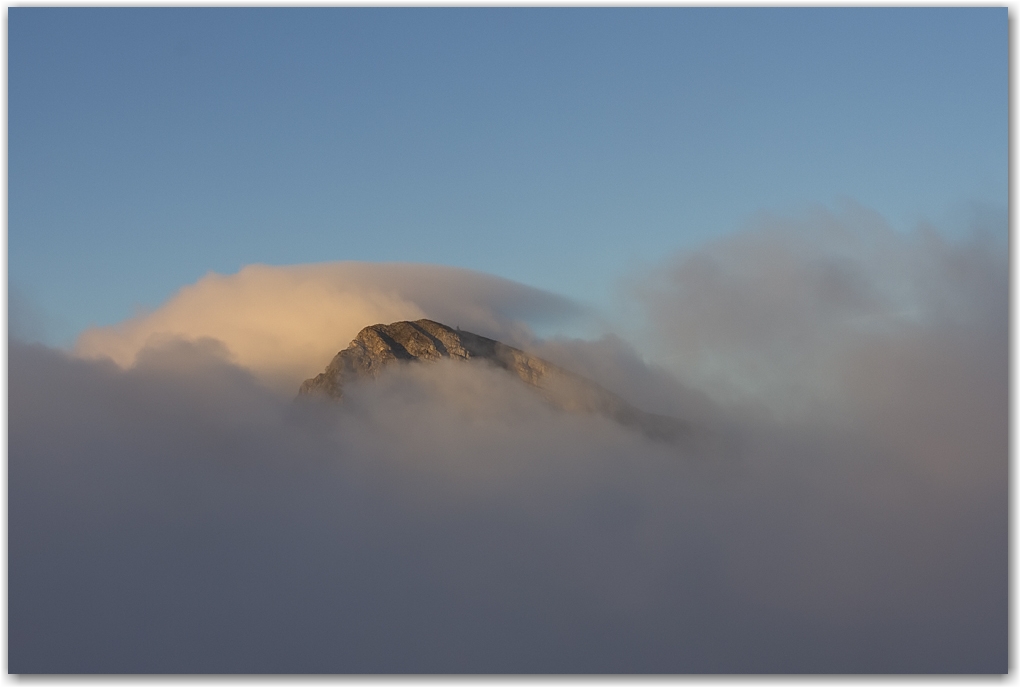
left=9, top=8, right=1007, bottom=346
left=7, top=8, right=1008, bottom=674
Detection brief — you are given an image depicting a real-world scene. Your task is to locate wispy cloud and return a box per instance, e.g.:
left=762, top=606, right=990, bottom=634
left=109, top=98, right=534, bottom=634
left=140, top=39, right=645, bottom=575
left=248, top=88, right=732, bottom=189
left=629, top=202, right=1006, bottom=419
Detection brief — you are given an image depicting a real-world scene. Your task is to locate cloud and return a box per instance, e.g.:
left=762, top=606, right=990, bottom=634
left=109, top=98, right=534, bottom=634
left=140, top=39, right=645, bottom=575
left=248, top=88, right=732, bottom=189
left=9, top=206, right=1006, bottom=673
left=628, top=202, right=1007, bottom=421
left=9, top=284, right=50, bottom=344
left=74, top=262, right=584, bottom=393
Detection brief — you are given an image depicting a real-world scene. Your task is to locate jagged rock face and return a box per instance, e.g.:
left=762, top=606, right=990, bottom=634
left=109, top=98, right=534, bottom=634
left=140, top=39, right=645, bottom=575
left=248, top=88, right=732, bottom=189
left=299, top=319, right=544, bottom=397
left=299, top=318, right=688, bottom=442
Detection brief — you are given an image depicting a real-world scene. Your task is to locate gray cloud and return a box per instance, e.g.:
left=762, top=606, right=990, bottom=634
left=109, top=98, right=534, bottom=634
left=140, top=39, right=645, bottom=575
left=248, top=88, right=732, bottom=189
left=629, top=202, right=1007, bottom=418
left=8, top=284, right=51, bottom=345
left=9, top=208, right=1006, bottom=673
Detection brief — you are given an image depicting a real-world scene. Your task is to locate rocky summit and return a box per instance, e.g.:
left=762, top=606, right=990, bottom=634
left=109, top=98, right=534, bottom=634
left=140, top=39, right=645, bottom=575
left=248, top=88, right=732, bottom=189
left=299, top=319, right=688, bottom=442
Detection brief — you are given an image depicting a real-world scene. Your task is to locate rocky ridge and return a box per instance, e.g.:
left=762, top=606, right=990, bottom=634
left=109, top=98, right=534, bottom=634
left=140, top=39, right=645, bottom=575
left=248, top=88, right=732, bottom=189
left=299, top=319, right=688, bottom=442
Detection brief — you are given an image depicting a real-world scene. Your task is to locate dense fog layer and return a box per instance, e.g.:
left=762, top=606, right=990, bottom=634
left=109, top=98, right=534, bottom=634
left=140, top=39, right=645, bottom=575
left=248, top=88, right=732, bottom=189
left=9, top=210, right=1006, bottom=673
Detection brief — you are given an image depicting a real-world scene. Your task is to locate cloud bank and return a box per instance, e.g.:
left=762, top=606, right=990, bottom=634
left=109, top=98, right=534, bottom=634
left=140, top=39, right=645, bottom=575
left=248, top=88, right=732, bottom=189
left=10, top=207, right=1006, bottom=673
left=630, top=203, right=1007, bottom=419
left=74, top=262, right=583, bottom=392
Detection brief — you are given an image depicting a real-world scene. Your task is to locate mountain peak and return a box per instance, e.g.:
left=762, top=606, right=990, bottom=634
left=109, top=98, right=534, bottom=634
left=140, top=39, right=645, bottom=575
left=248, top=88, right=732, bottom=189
left=299, top=319, right=688, bottom=442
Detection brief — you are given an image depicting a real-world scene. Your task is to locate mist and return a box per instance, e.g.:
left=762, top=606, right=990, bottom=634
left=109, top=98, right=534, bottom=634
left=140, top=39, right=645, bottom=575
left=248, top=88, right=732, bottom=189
left=9, top=209, right=1006, bottom=673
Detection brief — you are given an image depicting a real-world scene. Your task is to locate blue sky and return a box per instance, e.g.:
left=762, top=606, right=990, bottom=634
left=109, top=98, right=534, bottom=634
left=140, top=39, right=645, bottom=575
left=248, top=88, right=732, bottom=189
left=9, top=8, right=1007, bottom=347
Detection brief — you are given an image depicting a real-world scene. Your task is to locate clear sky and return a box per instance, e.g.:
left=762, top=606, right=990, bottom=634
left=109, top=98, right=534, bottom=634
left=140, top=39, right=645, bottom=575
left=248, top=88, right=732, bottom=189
left=9, top=7, right=1007, bottom=347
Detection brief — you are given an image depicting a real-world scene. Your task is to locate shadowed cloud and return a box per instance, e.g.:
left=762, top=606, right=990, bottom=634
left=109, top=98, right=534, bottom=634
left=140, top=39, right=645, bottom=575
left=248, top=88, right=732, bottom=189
left=10, top=208, right=1006, bottom=673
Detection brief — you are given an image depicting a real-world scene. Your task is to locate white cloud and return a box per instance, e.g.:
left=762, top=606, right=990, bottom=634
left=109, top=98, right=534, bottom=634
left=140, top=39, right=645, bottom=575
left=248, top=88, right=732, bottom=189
left=74, top=262, right=582, bottom=393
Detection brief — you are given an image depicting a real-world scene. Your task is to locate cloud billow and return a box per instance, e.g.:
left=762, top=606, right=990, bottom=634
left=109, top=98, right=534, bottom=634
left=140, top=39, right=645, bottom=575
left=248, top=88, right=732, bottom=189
left=9, top=207, right=1006, bottom=673
left=73, top=261, right=585, bottom=394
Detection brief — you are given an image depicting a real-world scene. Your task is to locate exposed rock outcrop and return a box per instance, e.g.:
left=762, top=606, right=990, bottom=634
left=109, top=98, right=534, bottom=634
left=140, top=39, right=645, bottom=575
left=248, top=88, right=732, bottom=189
left=299, top=319, right=688, bottom=442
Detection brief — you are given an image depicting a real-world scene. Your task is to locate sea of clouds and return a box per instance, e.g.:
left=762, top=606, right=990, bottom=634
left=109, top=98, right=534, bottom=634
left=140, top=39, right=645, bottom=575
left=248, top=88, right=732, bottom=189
left=9, top=205, right=1006, bottom=672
